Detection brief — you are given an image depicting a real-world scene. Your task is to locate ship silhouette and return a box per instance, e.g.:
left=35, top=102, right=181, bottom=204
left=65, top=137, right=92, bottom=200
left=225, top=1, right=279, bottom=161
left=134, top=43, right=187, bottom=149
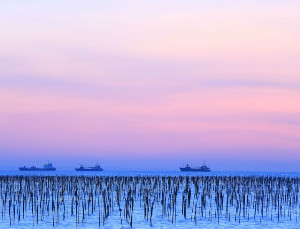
left=75, top=162, right=103, bottom=171
left=19, top=162, right=56, bottom=171
left=180, top=162, right=211, bottom=172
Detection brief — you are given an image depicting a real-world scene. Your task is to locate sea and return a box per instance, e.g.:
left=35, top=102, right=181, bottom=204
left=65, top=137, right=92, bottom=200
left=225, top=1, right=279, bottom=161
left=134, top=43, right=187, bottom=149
left=0, top=170, right=299, bottom=229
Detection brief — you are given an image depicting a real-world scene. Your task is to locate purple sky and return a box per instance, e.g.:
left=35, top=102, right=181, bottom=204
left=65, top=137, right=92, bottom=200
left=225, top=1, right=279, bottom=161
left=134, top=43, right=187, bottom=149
left=0, top=1, right=300, bottom=171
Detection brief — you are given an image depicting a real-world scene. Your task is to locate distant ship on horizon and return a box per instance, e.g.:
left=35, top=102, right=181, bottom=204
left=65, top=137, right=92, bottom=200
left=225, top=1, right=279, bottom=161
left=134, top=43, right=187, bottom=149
left=75, top=163, right=103, bottom=171
left=19, top=162, right=56, bottom=171
left=180, top=162, right=211, bottom=172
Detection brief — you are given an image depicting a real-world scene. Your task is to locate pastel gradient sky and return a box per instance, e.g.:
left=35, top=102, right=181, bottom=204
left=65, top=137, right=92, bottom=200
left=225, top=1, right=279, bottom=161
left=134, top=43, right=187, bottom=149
left=0, top=1, right=300, bottom=171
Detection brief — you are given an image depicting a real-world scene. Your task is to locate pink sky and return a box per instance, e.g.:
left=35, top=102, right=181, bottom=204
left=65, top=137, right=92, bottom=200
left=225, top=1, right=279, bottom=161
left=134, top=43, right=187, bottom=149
left=0, top=1, right=300, bottom=171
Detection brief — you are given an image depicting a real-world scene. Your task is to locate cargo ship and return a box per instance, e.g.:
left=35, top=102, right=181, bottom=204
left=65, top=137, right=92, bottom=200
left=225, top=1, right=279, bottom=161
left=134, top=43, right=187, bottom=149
left=19, top=162, right=56, bottom=171
left=180, top=162, right=211, bottom=172
left=75, top=163, right=103, bottom=171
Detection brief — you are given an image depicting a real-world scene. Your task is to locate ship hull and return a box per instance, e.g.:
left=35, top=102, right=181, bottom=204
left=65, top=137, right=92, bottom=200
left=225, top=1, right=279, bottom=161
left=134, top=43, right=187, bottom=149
left=180, top=168, right=211, bottom=172
left=19, top=168, right=56, bottom=171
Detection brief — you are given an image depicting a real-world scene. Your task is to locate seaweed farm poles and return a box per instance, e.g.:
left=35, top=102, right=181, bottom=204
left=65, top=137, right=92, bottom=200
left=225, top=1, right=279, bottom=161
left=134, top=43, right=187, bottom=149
left=0, top=175, right=300, bottom=227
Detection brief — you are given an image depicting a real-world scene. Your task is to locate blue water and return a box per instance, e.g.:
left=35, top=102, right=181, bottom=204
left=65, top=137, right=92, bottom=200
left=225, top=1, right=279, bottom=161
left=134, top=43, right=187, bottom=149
left=0, top=171, right=300, bottom=229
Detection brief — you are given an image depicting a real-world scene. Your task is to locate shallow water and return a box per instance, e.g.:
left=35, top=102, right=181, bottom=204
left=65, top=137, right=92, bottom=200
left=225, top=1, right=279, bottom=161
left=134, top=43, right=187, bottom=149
left=0, top=171, right=300, bottom=228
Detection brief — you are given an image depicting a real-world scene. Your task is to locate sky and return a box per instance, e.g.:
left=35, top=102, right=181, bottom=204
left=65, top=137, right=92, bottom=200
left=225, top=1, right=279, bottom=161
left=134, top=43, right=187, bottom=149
left=0, top=1, right=300, bottom=171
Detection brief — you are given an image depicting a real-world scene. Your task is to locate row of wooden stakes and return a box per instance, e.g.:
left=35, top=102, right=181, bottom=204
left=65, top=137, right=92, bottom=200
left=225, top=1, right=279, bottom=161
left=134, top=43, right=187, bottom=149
left=0, top=175, right=299, bottom=227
